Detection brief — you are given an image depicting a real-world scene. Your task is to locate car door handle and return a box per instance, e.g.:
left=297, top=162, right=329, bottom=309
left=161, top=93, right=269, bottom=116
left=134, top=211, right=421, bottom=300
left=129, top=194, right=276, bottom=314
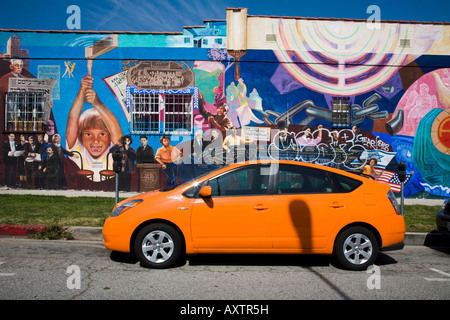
left=329, top=202, right=345, bottom=208
left=253, top=204, right=269, bottom=211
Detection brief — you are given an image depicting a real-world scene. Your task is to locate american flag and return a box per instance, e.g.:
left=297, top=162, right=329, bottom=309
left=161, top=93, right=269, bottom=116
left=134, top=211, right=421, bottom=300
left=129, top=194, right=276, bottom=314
left=374, top=169, right=411, bottom=193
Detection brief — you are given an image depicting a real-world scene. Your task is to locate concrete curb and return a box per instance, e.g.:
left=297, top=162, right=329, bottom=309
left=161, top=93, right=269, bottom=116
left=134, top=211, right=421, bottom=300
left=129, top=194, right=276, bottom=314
left=0, top=224, right=45, bottom=236
left=1, top=224, right=449, bottom=246
left=67, top=226, right=104, bottom=241
left=0, top=225, right=102, bottom=240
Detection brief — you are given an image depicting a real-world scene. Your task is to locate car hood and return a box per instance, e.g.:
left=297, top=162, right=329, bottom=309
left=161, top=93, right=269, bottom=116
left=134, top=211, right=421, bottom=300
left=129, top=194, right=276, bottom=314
left=113, top=190, right=165, bottom=210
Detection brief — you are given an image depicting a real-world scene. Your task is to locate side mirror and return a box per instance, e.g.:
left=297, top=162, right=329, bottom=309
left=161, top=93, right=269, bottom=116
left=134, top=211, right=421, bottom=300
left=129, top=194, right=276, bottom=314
left=199, top=186, right=212, bottom=198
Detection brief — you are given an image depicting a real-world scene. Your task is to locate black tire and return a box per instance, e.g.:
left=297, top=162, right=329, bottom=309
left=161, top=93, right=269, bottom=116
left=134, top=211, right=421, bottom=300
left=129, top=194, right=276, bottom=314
left=333, top=226, right=378, bottom=271
left=134, top=223, right=183, bottom=269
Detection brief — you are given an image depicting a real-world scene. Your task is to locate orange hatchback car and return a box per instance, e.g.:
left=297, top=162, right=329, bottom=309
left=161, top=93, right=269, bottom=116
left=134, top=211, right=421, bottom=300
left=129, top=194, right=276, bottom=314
left=103, top=160, right=405, bottom=271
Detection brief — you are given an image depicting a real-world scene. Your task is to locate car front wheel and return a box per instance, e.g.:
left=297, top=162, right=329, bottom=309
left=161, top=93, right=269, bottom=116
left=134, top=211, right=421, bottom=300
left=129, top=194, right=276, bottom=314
left=134, top=223, right=183, bottom=269
left=333, top=227, right=378, bottom=271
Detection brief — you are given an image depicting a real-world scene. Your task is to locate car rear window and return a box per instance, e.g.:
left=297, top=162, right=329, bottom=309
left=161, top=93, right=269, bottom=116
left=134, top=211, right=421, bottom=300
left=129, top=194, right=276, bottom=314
left=331, top=173, right=363, bottom=192
left=277, top=165, right=334, bottom=194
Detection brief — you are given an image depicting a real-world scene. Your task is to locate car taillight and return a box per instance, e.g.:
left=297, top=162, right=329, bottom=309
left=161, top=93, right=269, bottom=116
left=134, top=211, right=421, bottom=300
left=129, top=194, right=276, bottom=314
left=442, top=199, right=450, bottom=215
left=387, top=190, right=401, bottom=215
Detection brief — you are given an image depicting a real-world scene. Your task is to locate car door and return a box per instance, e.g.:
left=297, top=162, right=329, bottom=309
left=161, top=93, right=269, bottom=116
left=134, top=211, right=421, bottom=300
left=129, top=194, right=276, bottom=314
left=271, top=164, right=348, bottom=250
left=191, top=164, right=273, bottom=249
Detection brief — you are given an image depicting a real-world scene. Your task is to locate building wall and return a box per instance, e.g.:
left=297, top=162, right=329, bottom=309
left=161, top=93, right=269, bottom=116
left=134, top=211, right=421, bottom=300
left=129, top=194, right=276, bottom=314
left=0, top=9, right=449, bottom=198
left=225, top=9, right=450, bottom=198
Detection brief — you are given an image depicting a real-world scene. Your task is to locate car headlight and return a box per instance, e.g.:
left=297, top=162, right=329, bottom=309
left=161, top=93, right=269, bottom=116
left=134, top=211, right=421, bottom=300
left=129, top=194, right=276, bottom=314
left=112, top=199, right=143, bottom=217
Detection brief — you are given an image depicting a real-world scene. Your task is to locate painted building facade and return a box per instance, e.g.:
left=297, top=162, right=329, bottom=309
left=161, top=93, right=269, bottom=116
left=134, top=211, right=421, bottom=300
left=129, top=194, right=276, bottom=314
left=1, top=8, right=449, bottom=198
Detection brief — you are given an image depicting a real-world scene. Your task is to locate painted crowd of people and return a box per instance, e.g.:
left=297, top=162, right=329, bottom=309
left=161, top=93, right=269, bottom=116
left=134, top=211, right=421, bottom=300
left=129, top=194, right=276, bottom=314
left=2, top=132, right=75, bottom=189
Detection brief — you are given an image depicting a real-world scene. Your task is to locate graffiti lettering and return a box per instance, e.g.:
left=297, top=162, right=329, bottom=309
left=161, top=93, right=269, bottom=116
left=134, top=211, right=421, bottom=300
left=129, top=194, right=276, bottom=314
left=361, top=136, right=390, bottom=152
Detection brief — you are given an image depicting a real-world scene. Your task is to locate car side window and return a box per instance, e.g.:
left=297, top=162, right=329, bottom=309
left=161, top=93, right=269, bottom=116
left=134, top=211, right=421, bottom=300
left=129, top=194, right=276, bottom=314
left=182, top=185, right=200, bottom=198
left=206, top=166, right=269, bottom=197
left=278, top=167, right=306, bottom=194
left=278, top=165, right=334, bottom=194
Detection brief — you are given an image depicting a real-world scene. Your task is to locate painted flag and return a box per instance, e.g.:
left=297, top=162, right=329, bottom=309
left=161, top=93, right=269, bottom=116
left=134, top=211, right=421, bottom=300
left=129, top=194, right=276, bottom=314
left=375, top=169, right=411, bottom=193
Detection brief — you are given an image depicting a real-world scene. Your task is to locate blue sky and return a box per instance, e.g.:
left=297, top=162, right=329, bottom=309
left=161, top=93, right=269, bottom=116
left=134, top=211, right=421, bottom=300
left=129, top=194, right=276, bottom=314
left=0, top=0, right=448, bottom=32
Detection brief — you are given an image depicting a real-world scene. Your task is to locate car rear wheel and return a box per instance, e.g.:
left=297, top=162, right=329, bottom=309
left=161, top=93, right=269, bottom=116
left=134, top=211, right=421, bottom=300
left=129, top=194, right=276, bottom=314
left=333, top=227, right=378, bottom=271
left=134, top=223, right=183, bottom=269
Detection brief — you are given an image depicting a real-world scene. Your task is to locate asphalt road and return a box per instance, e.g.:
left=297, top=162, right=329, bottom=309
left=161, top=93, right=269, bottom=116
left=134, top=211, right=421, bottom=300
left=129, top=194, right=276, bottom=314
left=0, top=238, right=449, bottom=303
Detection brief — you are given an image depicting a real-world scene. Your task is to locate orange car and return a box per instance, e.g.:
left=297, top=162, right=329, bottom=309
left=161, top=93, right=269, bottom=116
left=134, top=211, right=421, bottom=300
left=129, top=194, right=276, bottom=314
left=103, top=160, right=405, bottom=271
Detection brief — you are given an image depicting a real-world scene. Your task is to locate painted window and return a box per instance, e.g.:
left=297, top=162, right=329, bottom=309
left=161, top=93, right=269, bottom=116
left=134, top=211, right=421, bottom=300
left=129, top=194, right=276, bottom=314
left=129, top=92, right=193, bottom=134
left=332, top=97, right=351, bottom=128
left=5, top=92, right=45, bottom=132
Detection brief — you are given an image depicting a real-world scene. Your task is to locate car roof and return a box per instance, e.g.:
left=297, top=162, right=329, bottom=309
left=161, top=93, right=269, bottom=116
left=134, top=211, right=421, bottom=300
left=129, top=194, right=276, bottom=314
left=210, top=160, right=365, bottom=180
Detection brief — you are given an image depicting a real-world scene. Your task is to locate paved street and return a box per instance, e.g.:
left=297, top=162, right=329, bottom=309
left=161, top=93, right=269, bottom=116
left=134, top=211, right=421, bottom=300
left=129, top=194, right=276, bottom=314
left=0, top=238, right=448, bottom=302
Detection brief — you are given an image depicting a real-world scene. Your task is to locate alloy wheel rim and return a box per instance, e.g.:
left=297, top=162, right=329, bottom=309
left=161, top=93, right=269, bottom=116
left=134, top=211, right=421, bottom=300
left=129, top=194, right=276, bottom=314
left=141, top=230, right=174, bottom=263
left=343, top=233, right=373, bottom=265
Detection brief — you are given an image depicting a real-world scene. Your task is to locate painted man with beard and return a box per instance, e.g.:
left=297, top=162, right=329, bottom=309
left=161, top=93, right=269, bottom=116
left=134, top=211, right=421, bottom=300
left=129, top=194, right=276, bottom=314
left=51, top=133, right=77, bottom=188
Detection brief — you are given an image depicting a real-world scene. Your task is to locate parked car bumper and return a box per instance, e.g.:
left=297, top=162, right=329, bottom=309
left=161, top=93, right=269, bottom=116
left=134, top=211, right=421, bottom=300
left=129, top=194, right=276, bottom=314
left=436, top=199, right=450, bottom=233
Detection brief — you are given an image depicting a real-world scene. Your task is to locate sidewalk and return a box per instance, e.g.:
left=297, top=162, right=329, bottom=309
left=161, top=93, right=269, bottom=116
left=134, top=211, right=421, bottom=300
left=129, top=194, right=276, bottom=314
left=0, top=187, right=139, bottom=198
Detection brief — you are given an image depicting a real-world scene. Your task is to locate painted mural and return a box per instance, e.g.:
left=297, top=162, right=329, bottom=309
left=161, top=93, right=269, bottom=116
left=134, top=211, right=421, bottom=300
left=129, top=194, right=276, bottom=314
left=0, top=9, right=449, bottom=198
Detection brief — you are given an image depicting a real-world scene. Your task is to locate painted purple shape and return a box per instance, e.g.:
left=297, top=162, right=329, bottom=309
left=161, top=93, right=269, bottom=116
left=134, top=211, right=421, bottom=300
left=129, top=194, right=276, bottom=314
left=270, top=65, right=303, bottom=94
left=374, top=72, right=403, bottom=99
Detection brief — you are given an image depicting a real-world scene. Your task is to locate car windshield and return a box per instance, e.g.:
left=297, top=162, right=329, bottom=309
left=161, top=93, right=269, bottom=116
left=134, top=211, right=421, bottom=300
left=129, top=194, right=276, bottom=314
left=160, top=164, right=229, bottom=192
